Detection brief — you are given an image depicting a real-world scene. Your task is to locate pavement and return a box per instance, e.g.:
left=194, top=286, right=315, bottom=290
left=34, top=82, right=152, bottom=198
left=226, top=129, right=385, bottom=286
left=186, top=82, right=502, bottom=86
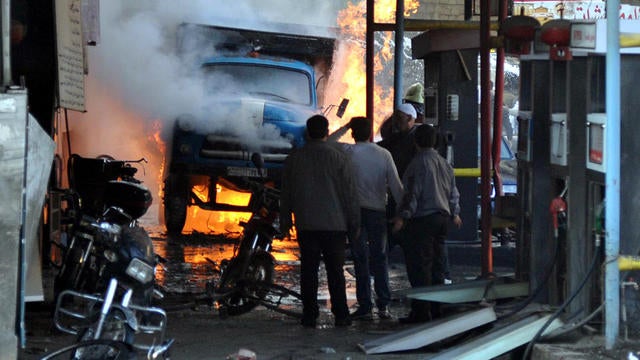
left=17, top=240, right=640, bottom=359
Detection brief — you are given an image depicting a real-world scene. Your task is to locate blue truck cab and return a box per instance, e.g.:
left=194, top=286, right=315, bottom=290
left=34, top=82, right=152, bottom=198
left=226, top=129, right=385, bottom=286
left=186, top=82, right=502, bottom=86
left=163, top=23, right=338, bottom=234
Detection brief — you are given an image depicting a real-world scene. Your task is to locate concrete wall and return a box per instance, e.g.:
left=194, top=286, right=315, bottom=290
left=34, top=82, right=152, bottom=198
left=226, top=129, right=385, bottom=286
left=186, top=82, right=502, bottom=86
left=413, top=0, right=466, bottom=21
left=0, top=91, right=28, bottom=359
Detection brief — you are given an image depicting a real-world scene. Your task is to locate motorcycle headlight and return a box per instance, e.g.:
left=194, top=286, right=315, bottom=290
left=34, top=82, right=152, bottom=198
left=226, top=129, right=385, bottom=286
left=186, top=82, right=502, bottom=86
left=125, top=258, right=155, bottom=284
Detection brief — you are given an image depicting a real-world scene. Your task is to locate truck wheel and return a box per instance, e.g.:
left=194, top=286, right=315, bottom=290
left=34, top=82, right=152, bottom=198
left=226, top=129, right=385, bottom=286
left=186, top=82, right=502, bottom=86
left=163, top=176, right=188, bottom=235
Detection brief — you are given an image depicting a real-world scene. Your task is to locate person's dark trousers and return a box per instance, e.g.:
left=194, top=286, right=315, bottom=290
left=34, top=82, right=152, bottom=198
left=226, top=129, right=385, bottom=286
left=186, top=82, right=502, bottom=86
left=351, top=208, right=391, bottom=312
left=386, top=196, right=405, bottom=250
left=297, top=231, right=350, bottom=322
left=431, top=237, right=449, bottom=284
left=401, top=212, right=448, bottom=320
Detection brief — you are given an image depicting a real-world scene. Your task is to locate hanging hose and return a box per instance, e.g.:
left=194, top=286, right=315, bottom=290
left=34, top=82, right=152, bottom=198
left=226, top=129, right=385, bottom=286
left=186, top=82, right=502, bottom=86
left=497, top=192, right=567, bottom=320
left=496, top=232, right=562, bottom=319
left=522, top=240, right=602, bottom=359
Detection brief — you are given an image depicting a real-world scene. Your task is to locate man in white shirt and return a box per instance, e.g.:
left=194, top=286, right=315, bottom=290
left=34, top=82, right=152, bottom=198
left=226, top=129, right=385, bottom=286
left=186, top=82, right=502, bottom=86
left=329, top=116, right=403, bottom=320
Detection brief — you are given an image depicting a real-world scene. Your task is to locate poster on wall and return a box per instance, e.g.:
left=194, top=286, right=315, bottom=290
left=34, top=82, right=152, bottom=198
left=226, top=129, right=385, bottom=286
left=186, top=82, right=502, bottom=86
left=55, top=0, right=86, bottom=112
left=513, top=0, right=640, bottom=23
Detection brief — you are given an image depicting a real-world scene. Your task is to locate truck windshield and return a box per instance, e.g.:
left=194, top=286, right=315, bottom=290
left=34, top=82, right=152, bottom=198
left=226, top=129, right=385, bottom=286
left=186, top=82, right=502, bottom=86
left=203, top=63, right=312, bottom=106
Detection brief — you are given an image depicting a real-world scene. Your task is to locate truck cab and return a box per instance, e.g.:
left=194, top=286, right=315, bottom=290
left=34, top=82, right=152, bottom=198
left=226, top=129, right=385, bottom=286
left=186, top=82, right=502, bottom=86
left=163, top=23, right=338, bottom=234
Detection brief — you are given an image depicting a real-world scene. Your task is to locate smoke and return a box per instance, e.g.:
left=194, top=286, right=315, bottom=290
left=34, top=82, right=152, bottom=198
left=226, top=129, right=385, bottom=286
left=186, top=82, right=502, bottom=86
left=71, top=0, right=342, bottom=139
left=65, top=0, right=342, bottom=226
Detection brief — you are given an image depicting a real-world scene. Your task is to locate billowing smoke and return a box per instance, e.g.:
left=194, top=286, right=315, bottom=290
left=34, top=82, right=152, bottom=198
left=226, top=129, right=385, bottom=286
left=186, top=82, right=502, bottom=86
left=79, top=0, right=340, bottom=137
left=66, top=0, right=343, bottom=225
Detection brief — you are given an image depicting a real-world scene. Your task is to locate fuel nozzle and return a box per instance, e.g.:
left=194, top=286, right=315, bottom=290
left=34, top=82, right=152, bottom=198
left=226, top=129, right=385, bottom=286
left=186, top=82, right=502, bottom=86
left=550, top=196, right=567, bottom=238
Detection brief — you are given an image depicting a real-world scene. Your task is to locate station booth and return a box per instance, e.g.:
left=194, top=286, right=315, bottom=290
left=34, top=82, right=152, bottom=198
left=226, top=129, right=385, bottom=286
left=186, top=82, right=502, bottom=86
left=514, top=19, right=640, bottom=325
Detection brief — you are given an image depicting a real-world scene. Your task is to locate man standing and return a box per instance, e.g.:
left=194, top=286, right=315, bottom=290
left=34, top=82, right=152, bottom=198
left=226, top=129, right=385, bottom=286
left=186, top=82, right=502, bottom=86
left=392, top=124, right=463, bottom=323
left=378, top=103, right=418, bottom=179
left=328, top=116, right=403, bottom=320
left=378, top=103, right=418, bottom=253
left=280, top=115, right=360, bottom=328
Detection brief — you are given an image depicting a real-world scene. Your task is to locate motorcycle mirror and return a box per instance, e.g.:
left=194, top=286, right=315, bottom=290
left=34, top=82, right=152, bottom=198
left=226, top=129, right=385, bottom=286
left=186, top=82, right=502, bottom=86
left=336, top=98, right=349, bottom=118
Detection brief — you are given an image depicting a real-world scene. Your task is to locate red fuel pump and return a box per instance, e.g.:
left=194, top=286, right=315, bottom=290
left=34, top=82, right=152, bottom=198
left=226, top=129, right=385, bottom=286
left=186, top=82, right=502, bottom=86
left=550, top=196, right=568, bottom=238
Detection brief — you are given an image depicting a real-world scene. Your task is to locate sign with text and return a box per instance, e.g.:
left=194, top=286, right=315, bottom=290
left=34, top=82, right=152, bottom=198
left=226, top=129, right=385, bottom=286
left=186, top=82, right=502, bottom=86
left=55, top=0, right=86, bottom=111
left=571, top=22, right=597, bottom=49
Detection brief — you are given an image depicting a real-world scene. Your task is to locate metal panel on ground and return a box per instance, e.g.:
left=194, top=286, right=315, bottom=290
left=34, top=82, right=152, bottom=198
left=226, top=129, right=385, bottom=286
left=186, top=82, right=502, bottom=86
left=398, top=277, right=528, bottom=303
left=359, top=307, right=497, bottom=354
left=426, top=313, right=564, bottom=360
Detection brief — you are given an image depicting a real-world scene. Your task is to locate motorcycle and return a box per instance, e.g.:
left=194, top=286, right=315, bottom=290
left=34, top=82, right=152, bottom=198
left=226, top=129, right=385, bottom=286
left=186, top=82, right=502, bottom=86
left=54, top=154, right=158, bottom=305
left=210, top=154, right=287, bottom=316
left=46, top=277, right=173, bottom=359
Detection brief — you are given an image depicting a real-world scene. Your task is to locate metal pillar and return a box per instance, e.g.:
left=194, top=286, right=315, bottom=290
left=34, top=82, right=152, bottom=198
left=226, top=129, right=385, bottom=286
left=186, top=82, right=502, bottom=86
left=604, top=5, right=621, bottom=349
left=393, top=0, right=404, bottom=108
left=479, top=0, right=493, bottom=275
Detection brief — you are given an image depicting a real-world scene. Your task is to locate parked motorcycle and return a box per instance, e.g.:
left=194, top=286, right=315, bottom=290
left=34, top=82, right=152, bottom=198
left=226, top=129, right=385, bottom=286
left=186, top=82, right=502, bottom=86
left=211, top=154, right=285, bottom=316
left=46, top=277, right=173, bottom=359
left=54, top=154, right=158, bottom=305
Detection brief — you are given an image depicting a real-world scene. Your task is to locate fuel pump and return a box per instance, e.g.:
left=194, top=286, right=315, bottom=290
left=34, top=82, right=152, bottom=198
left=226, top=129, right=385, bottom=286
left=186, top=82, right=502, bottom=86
left=549, top=194, right=567, bottom=239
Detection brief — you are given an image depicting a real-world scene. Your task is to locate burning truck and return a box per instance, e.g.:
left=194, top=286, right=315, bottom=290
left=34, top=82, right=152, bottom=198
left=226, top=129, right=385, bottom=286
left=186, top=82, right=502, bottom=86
left=162, top=22, right=345, bottom=234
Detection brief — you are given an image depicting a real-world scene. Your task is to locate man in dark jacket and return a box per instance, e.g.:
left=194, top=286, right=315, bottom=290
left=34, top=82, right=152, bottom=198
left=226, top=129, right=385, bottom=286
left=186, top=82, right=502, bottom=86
left=280, top=115, right=360, bottom=328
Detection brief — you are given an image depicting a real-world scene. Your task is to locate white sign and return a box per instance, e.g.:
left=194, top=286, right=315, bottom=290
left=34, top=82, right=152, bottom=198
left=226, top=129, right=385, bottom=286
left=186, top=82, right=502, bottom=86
left=571, top=22, right=597, bottom=49
left=55, top=0, right=86, bottom=111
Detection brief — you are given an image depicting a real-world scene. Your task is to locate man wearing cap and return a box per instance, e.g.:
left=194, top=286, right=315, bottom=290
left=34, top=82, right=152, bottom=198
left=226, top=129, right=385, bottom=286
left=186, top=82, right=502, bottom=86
left=280, top=115, right=360, bottom=329
left=403, top=82, right=425, bottom=123
left=377, top=104, right=419, bottom=254
left=378, top=103, right=418, bottom=179
left=379, top=83, right=425, bottom=140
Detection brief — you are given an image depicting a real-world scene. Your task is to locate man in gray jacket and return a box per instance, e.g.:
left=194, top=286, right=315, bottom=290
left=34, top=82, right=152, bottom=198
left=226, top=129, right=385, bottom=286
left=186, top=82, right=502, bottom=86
left=392, top=124, right=462, bottom=323
left=280, top=115, right=360, bottom=328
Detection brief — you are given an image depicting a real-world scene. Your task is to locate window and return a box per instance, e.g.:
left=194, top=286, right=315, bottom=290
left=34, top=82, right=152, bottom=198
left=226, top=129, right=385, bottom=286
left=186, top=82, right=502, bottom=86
left=203, top=63, right=312, bottom=106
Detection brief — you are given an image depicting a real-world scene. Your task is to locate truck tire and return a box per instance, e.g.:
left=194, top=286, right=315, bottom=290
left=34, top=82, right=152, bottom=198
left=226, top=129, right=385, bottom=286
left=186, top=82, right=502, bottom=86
left=163, top=176, right=188, bottom=235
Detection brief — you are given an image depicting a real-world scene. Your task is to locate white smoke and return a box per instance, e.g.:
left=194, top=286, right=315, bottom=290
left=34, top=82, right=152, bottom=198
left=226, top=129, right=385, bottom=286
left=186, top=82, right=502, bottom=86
left=65, top=0, right=343, bottom=226
left=72, top=0, right=342, bottom=140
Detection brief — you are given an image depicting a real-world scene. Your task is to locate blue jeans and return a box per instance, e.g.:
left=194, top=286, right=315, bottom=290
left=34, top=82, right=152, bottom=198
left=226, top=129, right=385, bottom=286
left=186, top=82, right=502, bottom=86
left=350, top=208, right=391, bottom=311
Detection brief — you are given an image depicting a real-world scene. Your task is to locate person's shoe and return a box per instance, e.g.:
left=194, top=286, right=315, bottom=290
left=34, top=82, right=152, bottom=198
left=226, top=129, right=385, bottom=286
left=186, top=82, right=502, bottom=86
left=335, top=317, right=352, bottom=327
left=350, top=307, right=373, bottom=320
left=301, top=317, right=316, bottom=328
left=377, top=307, right=393, bottom=320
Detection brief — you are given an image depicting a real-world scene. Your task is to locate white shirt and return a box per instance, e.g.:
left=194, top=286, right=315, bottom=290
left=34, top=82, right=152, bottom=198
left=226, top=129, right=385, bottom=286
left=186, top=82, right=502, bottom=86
left=331, top=139, right=403, bottom=212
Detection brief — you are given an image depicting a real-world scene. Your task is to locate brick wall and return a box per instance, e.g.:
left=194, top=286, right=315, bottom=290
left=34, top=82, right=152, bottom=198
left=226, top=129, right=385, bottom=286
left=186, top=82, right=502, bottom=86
left=411, top=0, right=466, bottom=21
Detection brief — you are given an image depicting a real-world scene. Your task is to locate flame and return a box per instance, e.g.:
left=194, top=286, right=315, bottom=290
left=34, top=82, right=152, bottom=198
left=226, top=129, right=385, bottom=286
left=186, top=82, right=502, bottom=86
left=151, top=120, right=166, bottom=202
left=182, top=184, right=252, bottom=235
left=326, top=0, right=420, bottom=137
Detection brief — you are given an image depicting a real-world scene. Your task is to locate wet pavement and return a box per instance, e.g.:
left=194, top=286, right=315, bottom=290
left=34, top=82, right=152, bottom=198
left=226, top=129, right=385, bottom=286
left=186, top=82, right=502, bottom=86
left=21, top=221, right=524, bottom=359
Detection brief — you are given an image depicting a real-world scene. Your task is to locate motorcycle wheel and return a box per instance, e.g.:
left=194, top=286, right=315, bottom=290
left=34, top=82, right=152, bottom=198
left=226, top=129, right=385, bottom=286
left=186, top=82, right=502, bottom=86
left=74, top=309, right=136, bottom=360
left=163, top=175, right=188, bottom=236
left=39, top=340, right=133, bottom=360
left=216, top=253, right=274, bottom=316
